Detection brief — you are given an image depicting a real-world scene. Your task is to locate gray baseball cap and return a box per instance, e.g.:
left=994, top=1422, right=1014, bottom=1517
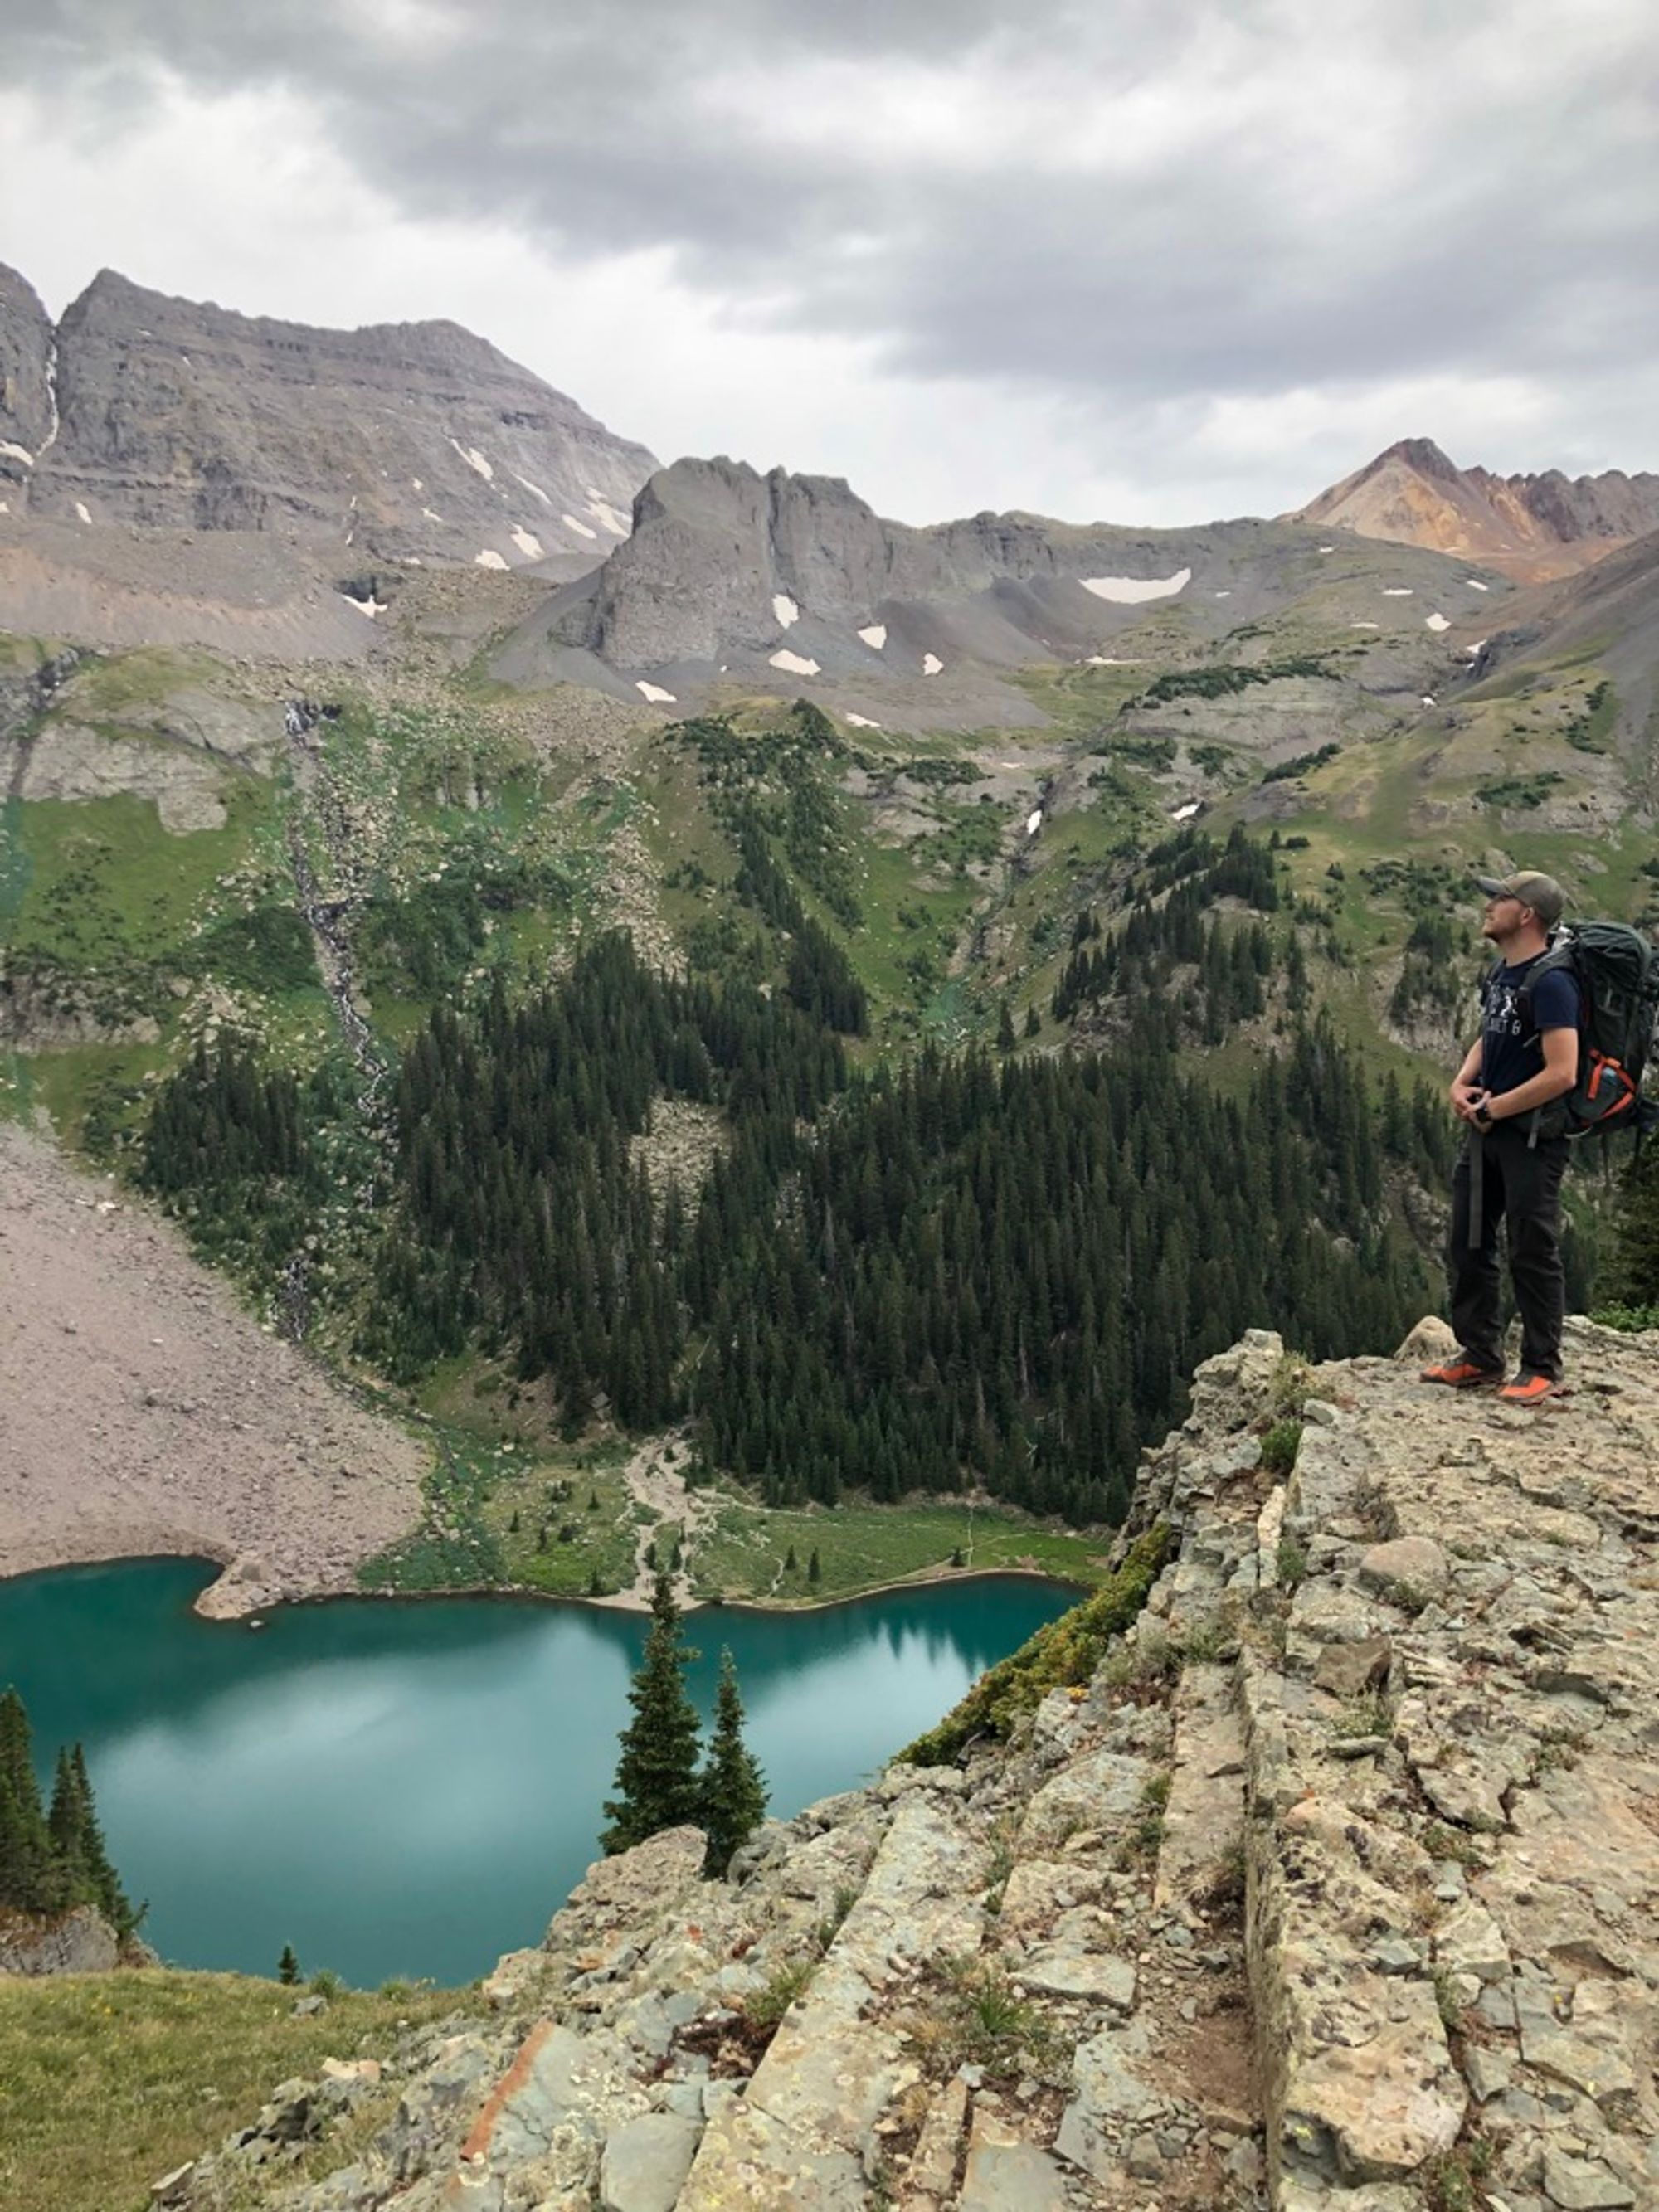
left=1472, top=871, right=1566, bottom=926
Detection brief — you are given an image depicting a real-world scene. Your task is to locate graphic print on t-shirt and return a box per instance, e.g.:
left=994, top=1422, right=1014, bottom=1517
left=1481, top=955, right=1579, bottom=1100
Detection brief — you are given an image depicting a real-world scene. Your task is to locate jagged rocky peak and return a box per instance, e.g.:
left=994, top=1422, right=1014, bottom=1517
left=586, top=455, right=903, bottom=664
left=0, top=264, right=56, bottom=490
left=1292, top=435, right=1659, bottom=581
left=1376, top=435, right=1464, bottom=484
left=12, top=265, right=659, bottom=567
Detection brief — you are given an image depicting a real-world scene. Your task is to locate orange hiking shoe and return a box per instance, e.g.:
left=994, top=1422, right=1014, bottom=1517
left=1497, top=1372, right=1561, bottom=1406
left=1420, top=1359, right=1502, bottom=1388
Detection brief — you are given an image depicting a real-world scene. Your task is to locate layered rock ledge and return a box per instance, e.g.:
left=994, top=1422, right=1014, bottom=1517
left=163, top=1319, right=1659, bottom=2210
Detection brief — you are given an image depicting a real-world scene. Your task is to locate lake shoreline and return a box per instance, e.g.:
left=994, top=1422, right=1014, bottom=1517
left=0, top=1544, right=1089, bottom=1625
left=2, top=1127, right=1102, bottom=1625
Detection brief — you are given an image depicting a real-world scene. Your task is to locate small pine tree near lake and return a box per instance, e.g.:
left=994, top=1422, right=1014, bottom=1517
left=808, top=1548, right=821, bottom=1587
left=47, top=1745, right=136, bottom=1936
left=600, top=1572, right=703, bottom=1855
left=698, top=1650, right=767, bottom=1877
left=279, top=1944, right=300, bottom=1986
left=0, top=1689, right=56, bottom=1914
left=0, top=1692, right=136, bottom=1933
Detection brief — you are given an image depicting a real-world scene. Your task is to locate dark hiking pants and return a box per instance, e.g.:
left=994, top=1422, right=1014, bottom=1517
left=1448, top=1125, right=1569, bottom=1381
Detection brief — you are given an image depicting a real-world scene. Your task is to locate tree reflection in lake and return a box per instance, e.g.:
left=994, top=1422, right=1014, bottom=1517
left=0, top=1560, right=1071, bottom=1986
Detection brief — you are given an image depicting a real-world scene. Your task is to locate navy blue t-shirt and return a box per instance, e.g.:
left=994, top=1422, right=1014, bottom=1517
left=1481, top=954, right=1580, bottom=1099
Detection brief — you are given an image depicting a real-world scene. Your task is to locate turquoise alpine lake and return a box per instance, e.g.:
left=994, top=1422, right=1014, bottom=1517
left=0, top=1559, right=1075, bottom=1988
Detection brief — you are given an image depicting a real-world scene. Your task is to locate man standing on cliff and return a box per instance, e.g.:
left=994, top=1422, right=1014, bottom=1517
left=1422, top=872, right=1579, bottom=1405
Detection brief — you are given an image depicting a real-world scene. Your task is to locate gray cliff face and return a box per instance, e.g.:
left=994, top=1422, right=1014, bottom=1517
left=572, top=453, right=1311, bottom=674
left=585, top=459, right=905, bottom=664
left=0, top=265, right=56, bottom=491
left=18, top=268, right=658, bottom=567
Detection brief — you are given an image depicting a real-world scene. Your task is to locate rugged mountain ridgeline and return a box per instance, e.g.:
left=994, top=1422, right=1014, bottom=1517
left=1292, top=437, right=1659, bottom=583
left=0, top=265, right=655, bottom=569
left=0, top=262, right=658, bottom=659
left=492, top=450, right=1499, bottom=730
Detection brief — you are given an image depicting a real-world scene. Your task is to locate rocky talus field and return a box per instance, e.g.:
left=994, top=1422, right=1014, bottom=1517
left=0, top=1123, right=427, bottom=1616
left=146, top=1323, right=1659, bottom=2212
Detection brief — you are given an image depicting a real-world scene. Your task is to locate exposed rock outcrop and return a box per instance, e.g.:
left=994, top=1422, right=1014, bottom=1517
left=159, top=1317, right=1659, bottom=2209
left=1292, top=438, right=1659, bottom=582
left=2, top=265, right=657, bottom=573
left=0, top=1903, right=121, bottom=1976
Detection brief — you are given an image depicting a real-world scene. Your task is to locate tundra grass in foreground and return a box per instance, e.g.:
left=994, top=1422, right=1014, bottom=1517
left=0, top=1970, right=475, bottom=2212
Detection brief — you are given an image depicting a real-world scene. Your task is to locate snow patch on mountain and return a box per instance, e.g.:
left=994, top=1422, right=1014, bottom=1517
left=450, top=440, right=494, bottom=483
left=1080, top=567, right=1191, bottom=604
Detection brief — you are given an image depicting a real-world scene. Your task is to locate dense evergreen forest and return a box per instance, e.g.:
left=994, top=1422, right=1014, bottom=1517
left=684, top=1018, right=1444, bottom=1519
left=143, top=820, right=1457, bottom=1522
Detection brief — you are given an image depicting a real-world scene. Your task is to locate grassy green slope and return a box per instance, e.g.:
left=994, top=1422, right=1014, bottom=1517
left=0, top=1969, right=475, bottom=2212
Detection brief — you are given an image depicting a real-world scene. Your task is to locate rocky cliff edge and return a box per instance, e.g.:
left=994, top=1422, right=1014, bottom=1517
left=159, top=1316, right=1659, bottom=2211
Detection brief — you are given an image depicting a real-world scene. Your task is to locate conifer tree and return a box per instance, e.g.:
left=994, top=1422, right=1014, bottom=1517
left=46, top=1748, right=86, bottom=1902
left=0, top=1689, right=53, bottom=1914
left=600, top=1571, right=703, bottom=1855
left=808, top=1548, right=821, bottom=1586
left=67, top=1746, right=134, bottom=1935
left=279, top=1944, right=301, bottom=1986
left=698, top=1650, right=767, bottom=1876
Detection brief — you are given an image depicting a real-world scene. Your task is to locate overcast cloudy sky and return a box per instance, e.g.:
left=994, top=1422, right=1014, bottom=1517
left=4, top=0, right=1654, bottom=525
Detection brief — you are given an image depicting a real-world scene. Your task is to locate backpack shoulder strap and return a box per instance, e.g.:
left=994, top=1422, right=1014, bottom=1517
left=1515, top=938, right=1575, bottom=1038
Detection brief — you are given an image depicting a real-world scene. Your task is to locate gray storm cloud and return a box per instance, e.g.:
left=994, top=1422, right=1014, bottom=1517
left=9, top=0, right=1658, bottom=499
